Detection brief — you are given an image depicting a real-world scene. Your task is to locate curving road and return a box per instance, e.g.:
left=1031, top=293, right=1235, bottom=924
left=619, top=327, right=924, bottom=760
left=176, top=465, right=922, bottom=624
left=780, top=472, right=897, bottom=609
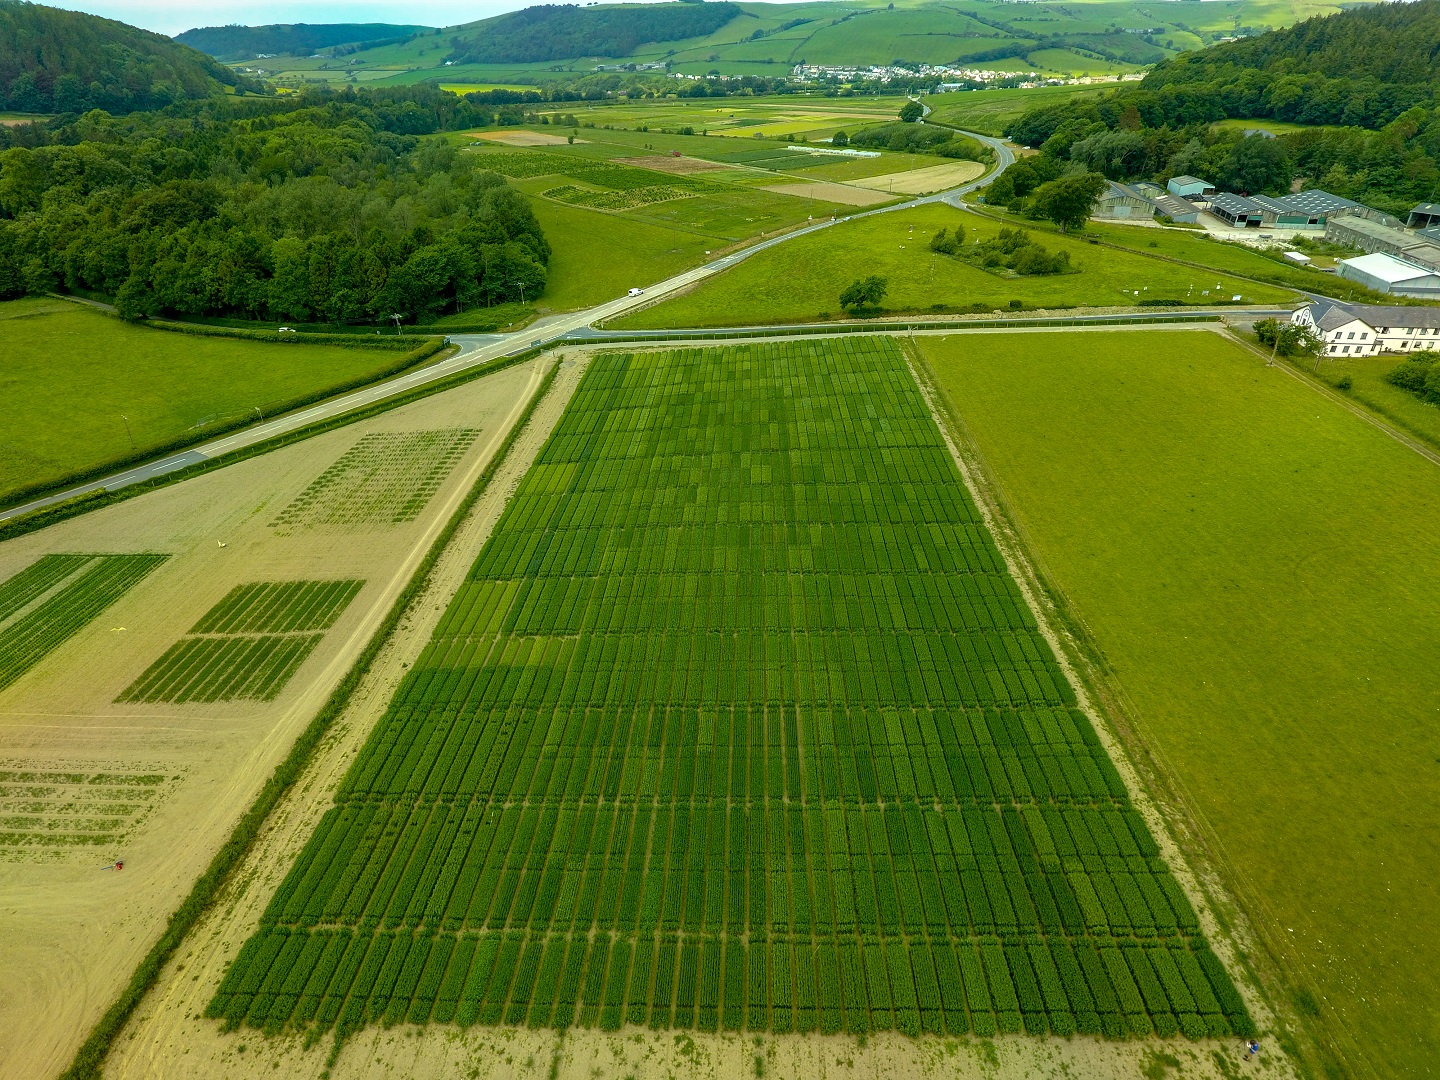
left=0, top=131, right=1014, bottom=526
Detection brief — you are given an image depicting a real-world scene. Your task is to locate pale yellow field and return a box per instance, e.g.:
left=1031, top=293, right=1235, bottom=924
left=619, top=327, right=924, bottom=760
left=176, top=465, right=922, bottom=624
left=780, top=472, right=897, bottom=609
left=471, top=130, right=580, bottom=146
left=760, top=180, right=895, bottom=206
left=852, top=160, right=987, bottom=194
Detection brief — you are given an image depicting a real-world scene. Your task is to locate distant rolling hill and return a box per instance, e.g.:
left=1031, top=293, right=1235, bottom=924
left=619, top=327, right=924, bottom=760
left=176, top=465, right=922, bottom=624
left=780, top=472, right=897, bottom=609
left=175, top=23, right=435, bottom=63
left=0, top=0, right=248, bottom=116
left=199, top=0, right=1351, bottom=88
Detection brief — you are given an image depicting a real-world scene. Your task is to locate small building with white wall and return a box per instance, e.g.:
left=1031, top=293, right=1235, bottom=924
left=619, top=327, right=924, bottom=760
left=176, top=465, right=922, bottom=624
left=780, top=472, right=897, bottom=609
left=1167, top=175, right=1214, bottom=200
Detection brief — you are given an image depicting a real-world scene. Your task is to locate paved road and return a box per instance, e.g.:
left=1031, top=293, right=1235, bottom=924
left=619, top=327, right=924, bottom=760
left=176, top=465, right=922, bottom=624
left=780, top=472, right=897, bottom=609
left=0, top=133, right=1020, bottom=526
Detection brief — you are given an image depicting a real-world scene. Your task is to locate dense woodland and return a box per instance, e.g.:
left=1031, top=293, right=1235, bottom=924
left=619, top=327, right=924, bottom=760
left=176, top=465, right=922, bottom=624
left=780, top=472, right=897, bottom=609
left=175, top=23, right=433, bottom=63
left=0, top=0, right=252, bottom=116
left=1003, top=0, right=1440, bottom=213
left=447, top=2, right=742, bottom=65
left=0, top=87, right=550, bottom=323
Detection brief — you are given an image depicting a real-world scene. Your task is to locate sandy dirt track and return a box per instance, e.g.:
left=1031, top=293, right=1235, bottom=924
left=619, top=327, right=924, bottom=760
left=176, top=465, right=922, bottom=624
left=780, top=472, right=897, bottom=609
left=0, top=358, right=545, bottom=1080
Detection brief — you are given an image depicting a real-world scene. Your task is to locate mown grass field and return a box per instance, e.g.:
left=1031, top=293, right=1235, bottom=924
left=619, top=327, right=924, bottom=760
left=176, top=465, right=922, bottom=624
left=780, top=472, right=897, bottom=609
left=1313, top=351, right=1440, bottom=450
left=920, top=329, right=1440, bottom=1078
left=210, top=338, right=1249, bottom=1044
left=529, top=200, right=716, bottom=310
left=0, top=298, right=420, bottom=505
left=611, top=206, right=1294, bottom=329
left=926, top=86, right=1109, bottom=137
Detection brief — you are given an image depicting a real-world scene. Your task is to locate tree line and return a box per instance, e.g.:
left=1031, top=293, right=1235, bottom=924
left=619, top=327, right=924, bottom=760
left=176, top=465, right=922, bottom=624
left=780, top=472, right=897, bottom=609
left=446, top=2, right=741, bottom=65
left=1003, top=0, right=1440, bottom=214
left=0, top=86, right=550, bottom=324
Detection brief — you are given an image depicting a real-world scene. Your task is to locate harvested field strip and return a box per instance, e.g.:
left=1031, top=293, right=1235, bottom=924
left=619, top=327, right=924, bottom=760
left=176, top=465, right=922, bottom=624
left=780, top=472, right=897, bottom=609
left=191, top=580, right=365, bottom=635
left=0, top=554, right=168, bottom=692
left=0, top=553, right=93, bottom=623
left=471, top=151, right=719, bottom=195
left=272, top=430, right=478, bottom=531
left=212, top=340, right=1248, bottom=1041
left=120, top=579, right=362, bottom=704
left=0, top=761, right=179, bottom=858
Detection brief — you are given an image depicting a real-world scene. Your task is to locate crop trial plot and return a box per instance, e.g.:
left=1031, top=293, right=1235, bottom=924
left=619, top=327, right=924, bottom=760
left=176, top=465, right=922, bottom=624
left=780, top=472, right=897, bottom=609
left=211, top=340, right=1249, bottom=1043
left=118, top=580, right=364, bottom=704
left=0, top=761, right=181, bottom=859
left=271, top=430, right=478, bottom=531
left=0, top=554, right=168, bottom=692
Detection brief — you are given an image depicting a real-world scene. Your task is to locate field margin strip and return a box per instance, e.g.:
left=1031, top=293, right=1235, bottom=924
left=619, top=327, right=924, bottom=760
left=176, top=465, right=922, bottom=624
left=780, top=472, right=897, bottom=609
left=56, top=353, right=563, bottom=1080
left=900, top=336, right=1296, bottom=1061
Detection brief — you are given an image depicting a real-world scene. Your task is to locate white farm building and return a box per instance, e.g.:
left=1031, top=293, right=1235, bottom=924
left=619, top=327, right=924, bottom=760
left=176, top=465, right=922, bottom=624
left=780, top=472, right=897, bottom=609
left=1292, top=299, right=1440, bottom=356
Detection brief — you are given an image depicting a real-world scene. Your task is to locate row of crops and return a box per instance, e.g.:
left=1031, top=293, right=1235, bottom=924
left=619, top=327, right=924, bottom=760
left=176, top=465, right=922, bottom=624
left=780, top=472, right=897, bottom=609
left=541, top=184, right=701, bottom=211
left=118, top=579, right=363, bottom=704
left=272, top=429, right=478, bottom=531
left=213, top=927, right=1247, bottom=1041
left=215, top=339, right=1251, bottom=1040
left=0, top=764, right=174, bottom=856
left=0, top=553, right=168, bottom=693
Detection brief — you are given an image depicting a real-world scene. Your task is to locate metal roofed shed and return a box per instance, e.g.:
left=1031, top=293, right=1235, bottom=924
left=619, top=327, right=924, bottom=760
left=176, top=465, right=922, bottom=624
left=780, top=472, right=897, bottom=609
left=1209, top=192, right=1264, bottom=228
left=1167, top=175, right=1215, bottom=200
left=1094, top=182, right=1156, bottom=220
left=1326, top=214, right=1440, bottom=272
left=1337, top=252, right=1440, bottom=299
left=1283, top=250, right=1311, bottom=265
left=1250, top=194, right=1325, bottom=228
left=1407, top=203, right=1440, bottom=230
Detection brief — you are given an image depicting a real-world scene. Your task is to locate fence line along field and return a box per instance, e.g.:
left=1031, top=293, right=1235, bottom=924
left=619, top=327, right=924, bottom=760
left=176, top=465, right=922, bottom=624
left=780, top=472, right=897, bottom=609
left=118, top=580, right=367, bottom=704
left=0, top=554, right=168, bottom=692
left=211, top=339, right=1250, bottom=1045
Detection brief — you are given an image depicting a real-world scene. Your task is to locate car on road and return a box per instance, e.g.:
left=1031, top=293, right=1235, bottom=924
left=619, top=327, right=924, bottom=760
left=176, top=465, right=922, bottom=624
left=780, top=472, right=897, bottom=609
left=627, top=288, right=643, bottom=297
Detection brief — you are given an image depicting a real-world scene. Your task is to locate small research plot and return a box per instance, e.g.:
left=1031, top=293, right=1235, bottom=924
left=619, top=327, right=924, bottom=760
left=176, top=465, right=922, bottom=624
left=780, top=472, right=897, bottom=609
left=271, top=430, right=478, bottom=530
left=118, top=580, right=363, bottom=704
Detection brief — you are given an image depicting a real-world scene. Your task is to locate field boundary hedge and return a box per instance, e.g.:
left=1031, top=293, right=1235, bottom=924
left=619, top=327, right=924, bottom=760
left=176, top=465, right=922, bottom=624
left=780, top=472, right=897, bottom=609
left=57, top=352, right=563, bottom=1080
left=0, top=345, right=546, bottom=545
left=0, top=335, right=453, bottom=515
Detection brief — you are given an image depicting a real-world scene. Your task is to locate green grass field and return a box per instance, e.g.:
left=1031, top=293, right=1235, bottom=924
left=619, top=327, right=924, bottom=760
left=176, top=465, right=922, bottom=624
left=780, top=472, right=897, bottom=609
left=529, top=199, right=716, bottom=310
left=0, top=298, right=420, bottom=506
left=920, top=329, right=1440, bottom=1078
left=611, top=206, right=1294, bottom=329
left=1315, top=352, right=1440, bottom=450
left=209, top=337, right=1249, bottom=1043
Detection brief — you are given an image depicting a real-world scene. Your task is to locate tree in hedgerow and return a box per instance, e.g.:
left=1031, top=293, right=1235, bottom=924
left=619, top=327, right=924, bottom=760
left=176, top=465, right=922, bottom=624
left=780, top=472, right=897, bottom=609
left=832, top=130, right=849, bottom=146
left=930, top=224, right=965, bottom=254
left=899, top=100, right=924, bottom=123
left=1028, top=172, right=1106, bottom=233
left=839, top=275, right=888, bottom=313
left=1255, top=317, right=1322, bottom=360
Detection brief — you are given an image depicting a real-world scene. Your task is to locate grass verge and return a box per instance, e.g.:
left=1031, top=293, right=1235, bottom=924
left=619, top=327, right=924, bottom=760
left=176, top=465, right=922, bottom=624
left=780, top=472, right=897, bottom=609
left=57, top=352, right=562, bottom=1080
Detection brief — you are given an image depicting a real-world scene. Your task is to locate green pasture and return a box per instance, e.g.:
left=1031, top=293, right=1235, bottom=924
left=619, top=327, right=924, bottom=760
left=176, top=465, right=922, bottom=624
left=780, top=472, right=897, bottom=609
left=1312, top=351, right=1440, bottom=451
left=0, top=298, right=414, bottom=505
left=920, top=329, right=1440, bottom=1079
left=610, top=205, right=1293, bottom=329
left=927, top=85, right=1109, bottom=137
left=528, top=199, right=715, bottom=309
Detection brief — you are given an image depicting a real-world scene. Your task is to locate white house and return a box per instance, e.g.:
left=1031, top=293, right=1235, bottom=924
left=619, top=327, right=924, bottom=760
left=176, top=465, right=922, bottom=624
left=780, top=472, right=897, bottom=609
left=1292, top=299, right=1440, bottom=356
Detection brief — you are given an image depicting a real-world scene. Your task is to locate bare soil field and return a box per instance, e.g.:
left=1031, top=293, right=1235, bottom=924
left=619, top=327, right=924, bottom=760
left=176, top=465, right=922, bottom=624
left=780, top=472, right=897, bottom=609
left=0, top=357, right=547, bottom=1080
left=759, top=181, right=894, bottom=206
left=616, top=155, right=735, bottom=174
left=852, top=161, right=987, bottom=194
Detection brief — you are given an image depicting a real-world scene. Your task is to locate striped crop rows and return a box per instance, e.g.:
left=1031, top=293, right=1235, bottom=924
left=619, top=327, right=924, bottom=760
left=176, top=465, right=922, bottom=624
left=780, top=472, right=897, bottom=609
left=212, top=340, right=1251, bottom=1041
left=118, top=579, right=362, bottom=704
left=0, top=554, right=168, bottom=692
left=271, top=429, right=478, bottom=530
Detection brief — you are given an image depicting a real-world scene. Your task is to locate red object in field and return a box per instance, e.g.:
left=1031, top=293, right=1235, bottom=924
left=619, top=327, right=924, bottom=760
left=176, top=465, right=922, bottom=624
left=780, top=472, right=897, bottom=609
left=115, top=861, right=123, bottom=871
left=672, top=150, right=681, bottom=157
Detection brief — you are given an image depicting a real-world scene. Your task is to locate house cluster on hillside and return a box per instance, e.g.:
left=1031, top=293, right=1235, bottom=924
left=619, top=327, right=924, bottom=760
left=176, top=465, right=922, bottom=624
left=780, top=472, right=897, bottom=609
left=1094, top=177, right=1440, bottom=299
left=1291, top=299, right=1440, bottom=356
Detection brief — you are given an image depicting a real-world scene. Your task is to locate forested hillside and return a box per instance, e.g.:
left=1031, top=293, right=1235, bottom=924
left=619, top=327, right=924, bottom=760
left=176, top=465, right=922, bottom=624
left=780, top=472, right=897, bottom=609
left=176, top=23, right=433, bottom=63
left=1001, top=0, right=1440, bottom=213
left=0, top=87, right=549, bottom=323
left=0, top=0, right=248, bottom=115
left=446, top=2, right=742, bottom=65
